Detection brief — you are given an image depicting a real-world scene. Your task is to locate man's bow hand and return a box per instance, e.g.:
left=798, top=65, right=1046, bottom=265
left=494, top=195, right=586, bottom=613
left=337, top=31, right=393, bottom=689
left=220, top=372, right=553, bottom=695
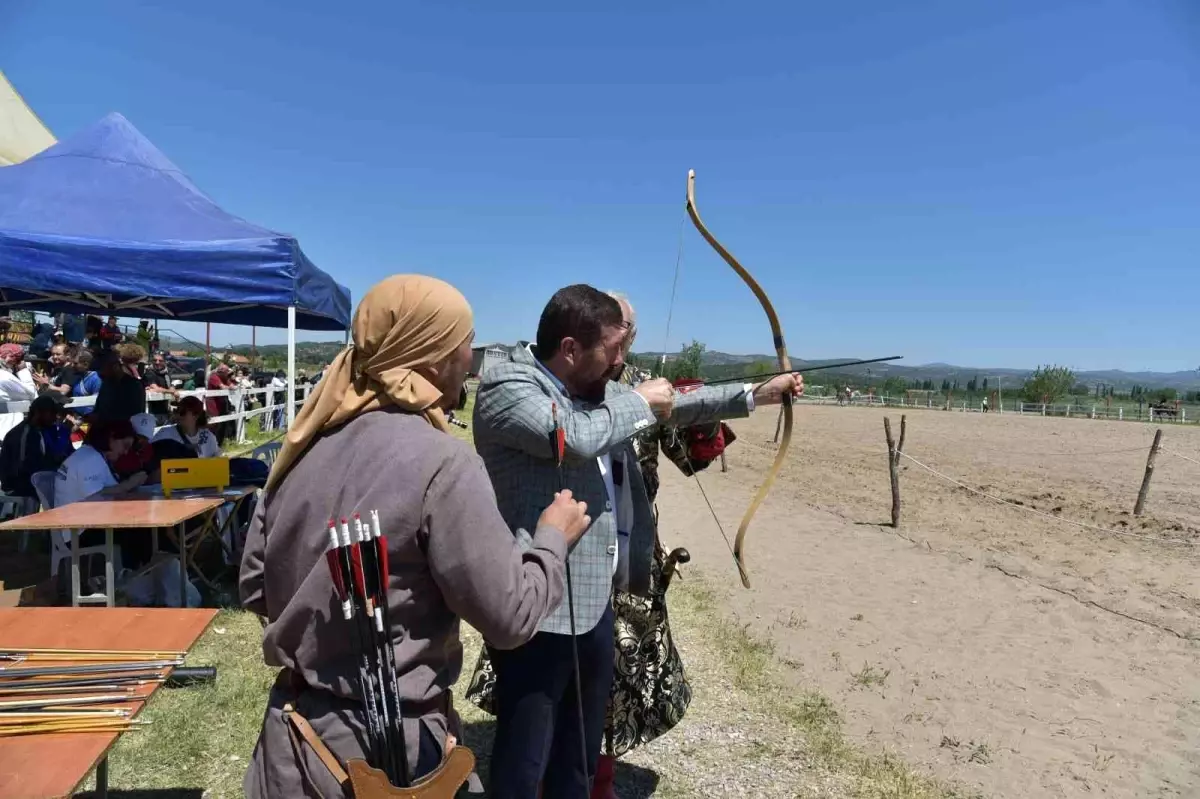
left=634, top=378, right=676, bottom=420
left=752, top=373, right=804, bottom=406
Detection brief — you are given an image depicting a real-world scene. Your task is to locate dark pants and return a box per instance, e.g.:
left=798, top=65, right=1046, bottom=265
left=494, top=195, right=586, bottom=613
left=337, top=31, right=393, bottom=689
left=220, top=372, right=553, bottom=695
left=488, top=603, right=615, bottom=799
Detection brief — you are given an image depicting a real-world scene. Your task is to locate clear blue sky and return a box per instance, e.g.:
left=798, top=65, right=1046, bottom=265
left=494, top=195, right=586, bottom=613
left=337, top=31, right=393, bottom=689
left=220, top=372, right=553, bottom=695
left=3, top=0, right=1198, bottom=371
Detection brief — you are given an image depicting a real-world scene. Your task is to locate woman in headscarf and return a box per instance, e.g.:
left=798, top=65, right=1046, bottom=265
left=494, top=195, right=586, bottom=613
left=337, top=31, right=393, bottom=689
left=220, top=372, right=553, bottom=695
left=239, top=275, right=591, bottom=798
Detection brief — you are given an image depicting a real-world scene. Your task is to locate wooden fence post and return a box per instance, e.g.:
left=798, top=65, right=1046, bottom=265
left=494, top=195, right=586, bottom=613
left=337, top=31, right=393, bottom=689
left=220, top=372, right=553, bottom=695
left=883, top=414, right=906, bottom=527
left=1133, top=428, right=1163, bottom=516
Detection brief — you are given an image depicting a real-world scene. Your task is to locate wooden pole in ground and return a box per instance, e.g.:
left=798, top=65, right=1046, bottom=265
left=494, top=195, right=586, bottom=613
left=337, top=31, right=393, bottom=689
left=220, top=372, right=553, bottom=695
left=720, top=451, right=727, bottom=473
left=1133, top=428, right=1164, bottom=517
left=883, top=414, right=907, bottom=527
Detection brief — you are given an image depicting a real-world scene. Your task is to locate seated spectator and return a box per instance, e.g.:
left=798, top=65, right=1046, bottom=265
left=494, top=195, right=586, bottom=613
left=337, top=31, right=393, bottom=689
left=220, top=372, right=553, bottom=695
left=152, top=395, right=221, bottom=458
left=92, top=344, right=147, bottom=422
left=0, top=395, right=72, bottom=498
left=142, top=351, right=178, bottom=421
left=114, top=413, right=160, bottom=483
left=41, top=343, right=78, bottom=398
left=71, top=350, right=102, bottom=397
left=55, top=419, right=154, bottom=571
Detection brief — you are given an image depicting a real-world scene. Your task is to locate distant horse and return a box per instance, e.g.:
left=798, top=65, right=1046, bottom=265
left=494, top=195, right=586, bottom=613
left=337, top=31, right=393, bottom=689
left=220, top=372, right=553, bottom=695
left=1151, top=402, right=1177, bottom=421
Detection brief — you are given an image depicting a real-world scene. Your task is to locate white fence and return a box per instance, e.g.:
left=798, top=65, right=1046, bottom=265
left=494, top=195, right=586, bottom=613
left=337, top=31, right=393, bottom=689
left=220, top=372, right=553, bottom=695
left=795, top=394, right=1195, bottom=425
left=0, top=384, right=315, bottom=444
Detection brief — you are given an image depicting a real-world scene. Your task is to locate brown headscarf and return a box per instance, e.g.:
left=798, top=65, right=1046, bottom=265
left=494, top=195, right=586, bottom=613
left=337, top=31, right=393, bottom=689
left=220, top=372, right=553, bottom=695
left=265, top=274, right=473, bottom=491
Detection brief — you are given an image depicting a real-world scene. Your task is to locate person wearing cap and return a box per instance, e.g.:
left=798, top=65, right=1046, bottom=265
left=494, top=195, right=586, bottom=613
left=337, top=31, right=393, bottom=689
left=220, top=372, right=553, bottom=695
left=152, top=395, right=221, bottom=458
left=0, top=395, right=72, bottom=499
left=113, top=413, right=160, bottom=483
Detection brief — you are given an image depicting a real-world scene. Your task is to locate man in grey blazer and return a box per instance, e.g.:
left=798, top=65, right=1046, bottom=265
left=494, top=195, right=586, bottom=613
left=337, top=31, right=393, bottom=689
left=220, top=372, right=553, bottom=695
left=474, top=284, right=801, bottom=798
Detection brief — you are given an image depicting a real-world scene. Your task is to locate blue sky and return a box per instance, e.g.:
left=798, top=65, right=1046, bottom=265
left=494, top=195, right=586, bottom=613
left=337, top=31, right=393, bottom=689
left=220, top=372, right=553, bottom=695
left=3, top=0, right=1198, bottom=371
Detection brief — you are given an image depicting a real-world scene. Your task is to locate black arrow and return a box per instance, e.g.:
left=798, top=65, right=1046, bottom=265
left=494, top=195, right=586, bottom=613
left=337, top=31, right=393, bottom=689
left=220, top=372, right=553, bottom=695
left=701, top=355, right=903, bottom=386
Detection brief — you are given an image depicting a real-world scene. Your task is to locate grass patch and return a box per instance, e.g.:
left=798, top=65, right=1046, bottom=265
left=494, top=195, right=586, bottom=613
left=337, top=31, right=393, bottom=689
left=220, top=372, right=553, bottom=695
left=223, top=414, right=283, bottom=456
left=100, top=609, right=276, bottom=797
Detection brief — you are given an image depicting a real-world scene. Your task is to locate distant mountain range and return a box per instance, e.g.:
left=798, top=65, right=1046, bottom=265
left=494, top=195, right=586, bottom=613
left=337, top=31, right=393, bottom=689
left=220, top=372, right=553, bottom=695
left=634, top=351, right=1200, bottom=391
left=165, top=335, right=1200, bottom=391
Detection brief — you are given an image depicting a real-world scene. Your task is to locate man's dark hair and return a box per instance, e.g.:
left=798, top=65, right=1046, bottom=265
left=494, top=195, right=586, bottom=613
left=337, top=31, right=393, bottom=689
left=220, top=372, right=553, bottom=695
left=86, top=419, right=135, bottom=452
left=535, top=284, right=623, bottom=359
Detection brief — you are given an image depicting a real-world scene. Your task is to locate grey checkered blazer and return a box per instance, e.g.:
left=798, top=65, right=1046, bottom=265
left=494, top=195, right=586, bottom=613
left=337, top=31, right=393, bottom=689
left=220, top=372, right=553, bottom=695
left=473, top=344, right=751, bottom=636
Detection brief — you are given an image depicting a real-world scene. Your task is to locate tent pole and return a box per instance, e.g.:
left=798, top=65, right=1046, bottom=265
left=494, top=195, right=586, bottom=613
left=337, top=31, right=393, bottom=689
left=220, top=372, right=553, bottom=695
left=205, top=323, right=212, bottom=381
left=287, top=306, right=297, bottom=428
left=252, top=326, right=257, bottom=368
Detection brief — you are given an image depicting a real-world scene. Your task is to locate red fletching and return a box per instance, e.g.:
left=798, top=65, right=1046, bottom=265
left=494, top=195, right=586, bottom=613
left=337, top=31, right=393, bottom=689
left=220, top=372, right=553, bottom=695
left=555, top=428, right=565, bottom=462
left=325, top=551, right=346, bottom=600
left=377, top=536, right=390, bottom=591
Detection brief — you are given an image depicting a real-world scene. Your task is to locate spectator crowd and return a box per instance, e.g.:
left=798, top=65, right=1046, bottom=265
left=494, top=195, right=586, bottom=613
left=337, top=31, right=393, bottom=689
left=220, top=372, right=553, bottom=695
left=0, top=313, right=289, bottom=500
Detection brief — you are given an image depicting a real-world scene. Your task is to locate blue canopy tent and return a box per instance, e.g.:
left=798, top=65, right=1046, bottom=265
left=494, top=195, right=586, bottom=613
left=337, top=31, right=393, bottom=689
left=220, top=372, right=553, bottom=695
left=0, top=112, right=351, bottom=423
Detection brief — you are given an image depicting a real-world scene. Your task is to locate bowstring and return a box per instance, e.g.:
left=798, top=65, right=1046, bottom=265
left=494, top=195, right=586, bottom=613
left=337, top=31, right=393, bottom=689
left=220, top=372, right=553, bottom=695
left=659, top=212, right=686, bottom=373
left=663, top=200, right=740, bottom=571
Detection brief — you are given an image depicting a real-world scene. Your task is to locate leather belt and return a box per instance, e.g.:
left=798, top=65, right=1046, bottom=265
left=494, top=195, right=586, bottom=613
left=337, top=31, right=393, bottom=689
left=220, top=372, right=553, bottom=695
left=284, top=668, right=451, bottom=718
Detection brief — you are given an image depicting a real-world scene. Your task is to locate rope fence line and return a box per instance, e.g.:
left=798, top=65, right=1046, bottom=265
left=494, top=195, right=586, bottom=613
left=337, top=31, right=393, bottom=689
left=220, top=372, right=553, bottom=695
left=1162, top=448, right=1200, bottom=468
left=895, top=450, right=1196, bottom=547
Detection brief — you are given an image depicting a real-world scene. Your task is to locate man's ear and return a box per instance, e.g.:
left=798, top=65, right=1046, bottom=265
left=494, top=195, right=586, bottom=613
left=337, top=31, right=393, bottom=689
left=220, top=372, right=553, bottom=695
left=557, top=337, right=578, bottom=366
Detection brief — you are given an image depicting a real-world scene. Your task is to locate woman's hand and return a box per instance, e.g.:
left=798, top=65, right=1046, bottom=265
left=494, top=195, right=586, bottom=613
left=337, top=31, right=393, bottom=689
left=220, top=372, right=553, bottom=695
left=537, top=489, right=591, bottom=547
left=118, top=471, right=148, bottom=492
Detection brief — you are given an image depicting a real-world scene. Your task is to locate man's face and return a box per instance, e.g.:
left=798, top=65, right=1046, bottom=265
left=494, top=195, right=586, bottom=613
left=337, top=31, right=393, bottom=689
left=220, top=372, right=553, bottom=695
left=153, top=355, right=166, bottom=371
left=3, top=351, right=22, bottom=369
left=50, top=346, right=68, bottom=367
left=563, top=324, right=627, bottom=402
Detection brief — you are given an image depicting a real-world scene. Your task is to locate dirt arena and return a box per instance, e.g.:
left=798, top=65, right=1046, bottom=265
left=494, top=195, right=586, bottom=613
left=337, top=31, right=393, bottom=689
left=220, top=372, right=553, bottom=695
left=654, top=404, right=1200, bottom=798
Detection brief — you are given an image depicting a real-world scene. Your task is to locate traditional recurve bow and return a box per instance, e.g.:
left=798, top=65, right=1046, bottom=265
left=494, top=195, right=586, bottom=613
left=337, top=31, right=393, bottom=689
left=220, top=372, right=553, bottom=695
left=684, top=169, right=792, bottom=589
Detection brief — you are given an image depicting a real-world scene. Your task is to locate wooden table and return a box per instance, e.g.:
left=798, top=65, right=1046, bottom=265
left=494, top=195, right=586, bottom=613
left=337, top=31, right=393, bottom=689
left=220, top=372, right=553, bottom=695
left=0, top=495, right=226, bottom=607
left=0, top=607, right=218, bottom=799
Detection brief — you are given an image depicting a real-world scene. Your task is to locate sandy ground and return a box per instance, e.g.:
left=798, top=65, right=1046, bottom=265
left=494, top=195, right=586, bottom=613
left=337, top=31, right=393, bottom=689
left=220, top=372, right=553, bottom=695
left=654, top=405, right=1200, bottom=798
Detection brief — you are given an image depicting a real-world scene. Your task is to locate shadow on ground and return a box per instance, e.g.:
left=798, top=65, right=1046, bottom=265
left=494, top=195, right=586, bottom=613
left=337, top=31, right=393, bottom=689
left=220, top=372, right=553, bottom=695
left=459, top=719, right=660, bottom=797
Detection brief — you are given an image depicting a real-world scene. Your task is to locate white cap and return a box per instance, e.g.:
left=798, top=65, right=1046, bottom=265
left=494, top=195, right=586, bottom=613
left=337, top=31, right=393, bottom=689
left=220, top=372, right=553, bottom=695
left=130, top=413, right=157, bottom=440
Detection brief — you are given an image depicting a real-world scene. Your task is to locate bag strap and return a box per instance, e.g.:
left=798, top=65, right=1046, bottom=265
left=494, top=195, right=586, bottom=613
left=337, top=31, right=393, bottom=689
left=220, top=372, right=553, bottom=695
left=283, top=702, right=350, bottom=787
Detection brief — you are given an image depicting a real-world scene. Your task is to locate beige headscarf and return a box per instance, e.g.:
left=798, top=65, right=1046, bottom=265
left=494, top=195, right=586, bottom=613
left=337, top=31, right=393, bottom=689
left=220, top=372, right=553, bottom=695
left=265, top=274, right=473, bottom=491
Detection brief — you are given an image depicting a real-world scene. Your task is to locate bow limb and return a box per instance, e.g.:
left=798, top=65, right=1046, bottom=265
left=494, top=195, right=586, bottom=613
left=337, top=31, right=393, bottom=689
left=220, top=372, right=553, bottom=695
left=685, top=169, right=792, bottom=589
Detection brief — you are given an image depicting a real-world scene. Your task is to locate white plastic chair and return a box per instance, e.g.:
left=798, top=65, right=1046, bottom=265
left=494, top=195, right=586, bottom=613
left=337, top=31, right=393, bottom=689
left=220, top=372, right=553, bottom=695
left=29, top=471, right=120, bottom=581
left=0, top=492, right=36, bottom=552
